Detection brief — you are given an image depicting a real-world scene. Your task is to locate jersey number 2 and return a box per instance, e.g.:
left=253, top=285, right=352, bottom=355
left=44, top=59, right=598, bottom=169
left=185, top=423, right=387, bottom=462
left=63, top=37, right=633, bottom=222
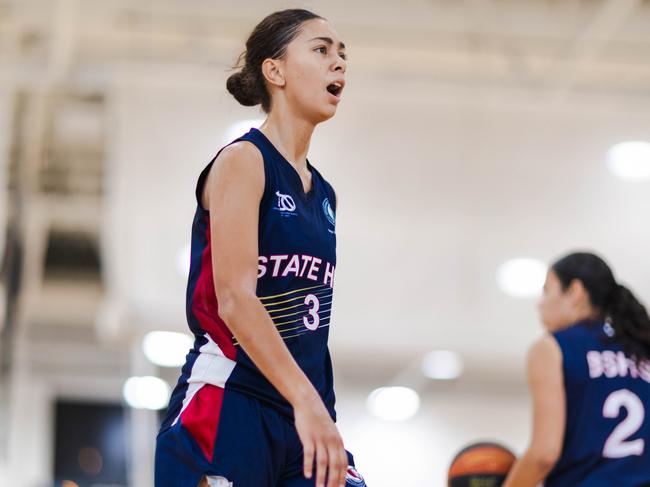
left=602, top=389, right=645, bottom=458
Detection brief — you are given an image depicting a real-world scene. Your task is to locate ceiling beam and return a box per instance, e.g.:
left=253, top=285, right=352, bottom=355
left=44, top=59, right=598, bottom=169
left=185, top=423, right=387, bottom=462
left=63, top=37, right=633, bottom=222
left=547, top=0, right=643, bottom=101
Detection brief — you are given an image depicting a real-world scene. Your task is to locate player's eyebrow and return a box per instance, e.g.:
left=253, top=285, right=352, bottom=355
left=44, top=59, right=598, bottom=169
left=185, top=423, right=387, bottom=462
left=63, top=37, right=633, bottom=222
left=309, top=36, right=346, bottom=51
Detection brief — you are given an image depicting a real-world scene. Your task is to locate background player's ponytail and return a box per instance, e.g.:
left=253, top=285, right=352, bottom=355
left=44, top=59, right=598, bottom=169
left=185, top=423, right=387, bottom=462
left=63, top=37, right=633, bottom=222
left=552, top=252, right=650, bottom=363
left=226, top=9, right=323, bottom=112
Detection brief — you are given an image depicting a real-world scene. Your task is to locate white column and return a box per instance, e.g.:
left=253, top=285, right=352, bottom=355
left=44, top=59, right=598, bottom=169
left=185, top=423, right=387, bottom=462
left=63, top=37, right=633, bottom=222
left=127, top=339, right=159, bottom=487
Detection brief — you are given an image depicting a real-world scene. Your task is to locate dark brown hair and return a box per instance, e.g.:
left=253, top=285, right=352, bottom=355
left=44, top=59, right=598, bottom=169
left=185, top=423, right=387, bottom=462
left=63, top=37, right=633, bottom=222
left=226, top=9, right=323, bottom=112
left=552, top=251, right=650, bottom=362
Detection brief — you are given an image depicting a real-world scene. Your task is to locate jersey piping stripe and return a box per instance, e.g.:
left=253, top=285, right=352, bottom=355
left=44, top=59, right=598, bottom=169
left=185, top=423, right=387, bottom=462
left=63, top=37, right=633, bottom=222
left=267, top=298, right=334, bottom=320
left=277, top=319, right=331, bottom=335
left=263, top=290, right=333, bottom=314
left=257, top=284, right=327, bottom=301
left=269, top=303, right=333, bottom=328
left=261, top=288, right=333, bottom=308
left=279, top=324, right=331, bottom=340
left=232, top=322, right=331, bottom=346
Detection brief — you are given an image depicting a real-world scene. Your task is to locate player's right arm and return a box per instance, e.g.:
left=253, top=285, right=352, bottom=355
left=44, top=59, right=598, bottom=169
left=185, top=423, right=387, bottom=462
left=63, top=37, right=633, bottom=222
left=502, top=335, right=565, bottom=487
left=203, top=142, right=348, bottom=487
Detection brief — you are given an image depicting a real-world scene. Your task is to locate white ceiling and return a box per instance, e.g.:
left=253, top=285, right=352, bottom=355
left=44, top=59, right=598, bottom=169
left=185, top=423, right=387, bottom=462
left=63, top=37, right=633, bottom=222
left=2, top=0, right=650, bottom=378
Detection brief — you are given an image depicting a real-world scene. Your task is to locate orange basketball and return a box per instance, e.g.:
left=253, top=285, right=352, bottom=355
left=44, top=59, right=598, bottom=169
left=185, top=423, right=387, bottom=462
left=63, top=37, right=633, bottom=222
left=448, top=442, right=516, bottom=487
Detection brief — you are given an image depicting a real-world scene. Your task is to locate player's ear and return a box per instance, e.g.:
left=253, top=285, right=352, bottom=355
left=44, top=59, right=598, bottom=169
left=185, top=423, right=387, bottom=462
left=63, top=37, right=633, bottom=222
left=566, top=278, right=588, bottom=305
left=262, top=58, right=285, bottom=88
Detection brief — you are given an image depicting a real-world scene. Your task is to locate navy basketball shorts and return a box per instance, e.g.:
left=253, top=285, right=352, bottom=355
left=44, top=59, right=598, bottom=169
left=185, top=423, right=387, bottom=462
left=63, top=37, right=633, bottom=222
left=155, top=386, right=366, bottom=487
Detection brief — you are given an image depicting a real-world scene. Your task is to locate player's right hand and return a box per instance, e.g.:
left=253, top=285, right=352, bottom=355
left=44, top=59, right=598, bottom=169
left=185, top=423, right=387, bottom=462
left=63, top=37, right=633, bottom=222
left=293, top=395, right=348, bottom=487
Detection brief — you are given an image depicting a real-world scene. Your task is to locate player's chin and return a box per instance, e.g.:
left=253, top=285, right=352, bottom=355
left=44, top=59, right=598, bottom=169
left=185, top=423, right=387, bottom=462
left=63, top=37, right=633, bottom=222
left=312, top=103, right=338, bottom=123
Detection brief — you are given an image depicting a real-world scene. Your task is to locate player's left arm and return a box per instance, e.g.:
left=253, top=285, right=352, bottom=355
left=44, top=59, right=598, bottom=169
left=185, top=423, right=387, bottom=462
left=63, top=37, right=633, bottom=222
left=502, top=334, right=566, bottom=487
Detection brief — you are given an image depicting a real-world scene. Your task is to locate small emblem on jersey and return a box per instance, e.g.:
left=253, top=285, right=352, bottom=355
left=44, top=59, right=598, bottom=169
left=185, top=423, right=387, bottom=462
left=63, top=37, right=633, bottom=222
left=345, top=466, right=365, bottom=486
left=274, top=190, right=297, bottom=216
left=323, top=198, right=335, bottom=229
left=204, top=476, right=233, bottom=487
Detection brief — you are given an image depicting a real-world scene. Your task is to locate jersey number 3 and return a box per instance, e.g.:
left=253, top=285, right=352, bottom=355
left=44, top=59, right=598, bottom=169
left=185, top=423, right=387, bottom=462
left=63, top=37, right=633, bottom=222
left=303, top=294, right=320, bottom=331
left=602, top=389, right=645, bottom=458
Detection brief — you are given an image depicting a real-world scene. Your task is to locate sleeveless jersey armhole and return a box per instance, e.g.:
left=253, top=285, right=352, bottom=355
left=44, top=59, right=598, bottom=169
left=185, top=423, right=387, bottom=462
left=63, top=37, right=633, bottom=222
left=258, top=145, right=273, bottom=217
left=195, top=138, right=271, bottom=213
left=309, top=162, right=337, bottom=212
left=195, top=157, right=216, bottom=211
left=327, top=182, right=337, bottom=213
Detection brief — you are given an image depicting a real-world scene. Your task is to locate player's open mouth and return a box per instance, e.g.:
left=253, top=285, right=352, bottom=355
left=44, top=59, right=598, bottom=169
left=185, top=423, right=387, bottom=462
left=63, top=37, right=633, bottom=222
left=326, top=82, right=344, bottom=98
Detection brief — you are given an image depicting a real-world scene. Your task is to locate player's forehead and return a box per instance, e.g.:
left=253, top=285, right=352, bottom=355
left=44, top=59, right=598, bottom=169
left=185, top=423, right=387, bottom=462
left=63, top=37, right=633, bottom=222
left=545, top=270, right=562, bottom=291
left=295, top=18, right=345, bottom=49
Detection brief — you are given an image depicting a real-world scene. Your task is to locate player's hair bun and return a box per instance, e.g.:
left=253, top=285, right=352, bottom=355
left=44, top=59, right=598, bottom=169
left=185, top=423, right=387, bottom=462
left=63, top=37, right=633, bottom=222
left=226, top=68, right=262, bottom=107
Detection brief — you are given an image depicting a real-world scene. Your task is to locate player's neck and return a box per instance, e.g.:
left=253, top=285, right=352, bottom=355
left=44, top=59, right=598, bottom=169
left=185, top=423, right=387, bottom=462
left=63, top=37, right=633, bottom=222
left=260, top=110, right=314, bottom=172
left=556, top=308, right=601, bottom=331
left=571, top=305, right=600, bottom=325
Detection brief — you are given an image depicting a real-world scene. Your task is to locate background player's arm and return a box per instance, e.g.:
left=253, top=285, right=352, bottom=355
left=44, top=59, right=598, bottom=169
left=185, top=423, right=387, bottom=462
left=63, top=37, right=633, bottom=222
left=502, top=335, right=565, bottom=487
left=204, top=143, right=348, bottom=487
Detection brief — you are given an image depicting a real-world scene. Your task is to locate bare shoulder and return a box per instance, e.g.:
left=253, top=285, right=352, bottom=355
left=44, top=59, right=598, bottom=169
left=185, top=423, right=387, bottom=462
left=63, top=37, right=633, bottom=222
left=212, top=141, right=264, bottom=177
left=529, top=334, right=561, bottom=362
left=219, top=140, right=262, bottom=162
left=527, top=334, right=563, bottom=377
left=203, top=141, right=264, bottom=208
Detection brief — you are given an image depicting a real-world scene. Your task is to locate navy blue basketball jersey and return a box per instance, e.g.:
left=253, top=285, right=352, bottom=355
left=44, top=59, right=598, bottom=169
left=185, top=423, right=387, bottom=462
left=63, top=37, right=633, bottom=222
left=159, top=128, right=338, bottom=461
left=546, top=320, right=650, bottom=487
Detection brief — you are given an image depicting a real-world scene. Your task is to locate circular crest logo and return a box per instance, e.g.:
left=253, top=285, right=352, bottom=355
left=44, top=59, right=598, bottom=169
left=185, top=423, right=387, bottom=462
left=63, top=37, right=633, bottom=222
left=322, top=198, right=335, bottom=226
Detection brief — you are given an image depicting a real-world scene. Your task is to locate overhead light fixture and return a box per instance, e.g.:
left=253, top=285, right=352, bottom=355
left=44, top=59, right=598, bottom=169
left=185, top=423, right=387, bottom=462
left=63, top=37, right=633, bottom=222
left=496, top=258, right=547, bottom=298
left=366, top=386, right=420, bottom=421
left=607, top=141, right=650, bottom=181
left=123, top=376, right=170, bottom=410
left=143, top=331, right=193, bottom=368
left=421, top=350, right=463, bottom=380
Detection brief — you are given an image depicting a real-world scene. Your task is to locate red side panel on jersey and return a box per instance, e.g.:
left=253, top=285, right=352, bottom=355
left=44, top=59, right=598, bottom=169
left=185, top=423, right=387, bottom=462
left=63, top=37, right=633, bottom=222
left=190, top=216, right=237, bottom=361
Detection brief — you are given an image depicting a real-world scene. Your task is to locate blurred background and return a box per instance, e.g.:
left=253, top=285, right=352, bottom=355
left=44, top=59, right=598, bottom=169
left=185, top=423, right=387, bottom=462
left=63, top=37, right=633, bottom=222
left=1, top=0, right=650, bottom=485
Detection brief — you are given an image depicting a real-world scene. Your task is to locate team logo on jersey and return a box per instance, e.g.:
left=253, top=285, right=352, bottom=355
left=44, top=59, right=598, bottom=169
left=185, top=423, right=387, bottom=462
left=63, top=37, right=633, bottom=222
left=204, top=476, right=233, bottom=487
left=274, top=190, right=297, bottom=216
left=322, top=198, right=335, bottom=228
left=345, top=466, right=365, bottom=486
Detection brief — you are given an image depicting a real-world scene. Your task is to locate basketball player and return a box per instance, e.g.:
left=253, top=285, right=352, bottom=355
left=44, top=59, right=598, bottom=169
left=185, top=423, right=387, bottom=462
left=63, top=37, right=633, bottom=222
left=155, top=9, right=366, bottom=487
left=503, top=252, right=650, bottom=487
